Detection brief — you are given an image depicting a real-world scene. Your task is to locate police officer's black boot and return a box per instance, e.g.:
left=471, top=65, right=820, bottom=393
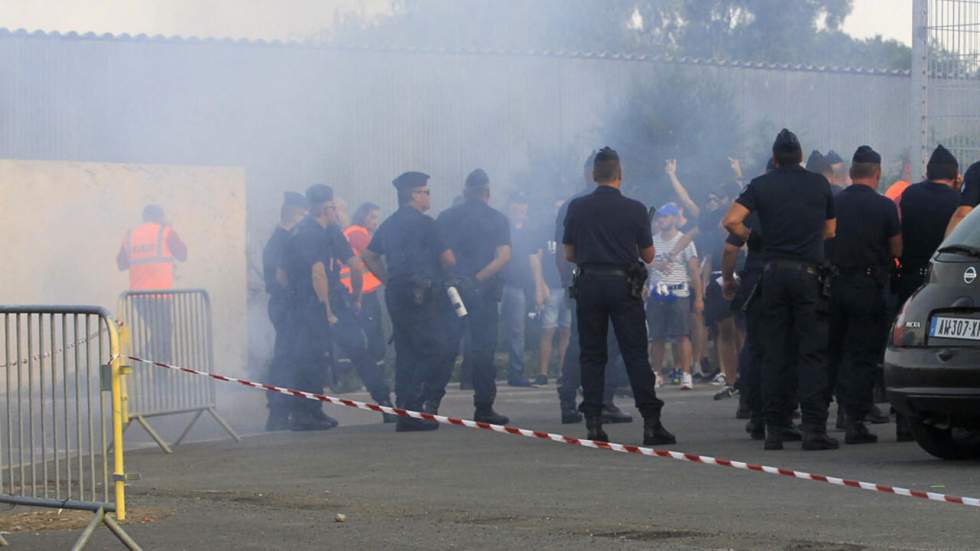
left=560, top=400, right=582, bottom=424
left=395, top=399, right=438, bottom=432
left=844, top=415, right=878, bottom=445
left=735, top=390, right=752, bottom=420
left=745, top=418, right=765, bottom=440
left=764, top=424, right=784, bottom=450
left=600, top=403, right=633, bottom=424
left=585, top=416, right=608, bottom=443
left=378, top=398, right=398, bottom=424
left=801, top=427, right=840, bottom=451
left=474, top=406, right=509, bottom=426
left=265, top=407, right=290, bottom=432
left=642, top=417, right=676, bottom=446
left=291, top=409, right=337, bottom=431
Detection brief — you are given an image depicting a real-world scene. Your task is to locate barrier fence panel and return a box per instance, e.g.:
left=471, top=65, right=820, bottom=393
left=0, top=306, right=139, bottom=550
left=118, top=289, right=238, bottom=453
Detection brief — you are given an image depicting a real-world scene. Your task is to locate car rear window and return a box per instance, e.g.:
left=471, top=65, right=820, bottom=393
left=943, top=207, right=980, bottom=249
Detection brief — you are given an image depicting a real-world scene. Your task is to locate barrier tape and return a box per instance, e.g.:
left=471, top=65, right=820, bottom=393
left=0, top=329, right=105, bottom=368
left=127, top=355, right=980, bottom=509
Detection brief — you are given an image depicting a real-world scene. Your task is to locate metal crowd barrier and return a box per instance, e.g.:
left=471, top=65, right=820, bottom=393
left=0, top=306, right=139, bottom=550
left=118, top=289, right=238, bottom=453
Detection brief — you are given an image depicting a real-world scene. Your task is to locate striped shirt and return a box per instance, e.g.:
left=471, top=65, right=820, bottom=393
left=649, top=231, right=697, bottom=297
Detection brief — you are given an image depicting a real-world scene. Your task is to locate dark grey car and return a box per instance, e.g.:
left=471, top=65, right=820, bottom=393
left=885, top=209, right=980, bottom=460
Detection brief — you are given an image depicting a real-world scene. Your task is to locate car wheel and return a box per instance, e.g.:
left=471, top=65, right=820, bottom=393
left=910, top=421, right=980, bottom=460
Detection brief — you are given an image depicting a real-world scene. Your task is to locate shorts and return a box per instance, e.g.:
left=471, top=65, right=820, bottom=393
left=540, top=288, right=572, bottom=330
left=647, top=297, right=691, bottom=340
left=704, top=277, right=734, bottom=326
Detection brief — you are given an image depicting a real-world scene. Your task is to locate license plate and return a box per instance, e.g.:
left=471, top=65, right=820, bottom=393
left=930, top=316, right=980, bottom=341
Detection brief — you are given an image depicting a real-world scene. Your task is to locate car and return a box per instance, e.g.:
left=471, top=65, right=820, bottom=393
left=885, top=209, right=980, bottom=460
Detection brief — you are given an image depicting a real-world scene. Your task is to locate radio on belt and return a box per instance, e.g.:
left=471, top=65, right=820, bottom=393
left=447, top=285, right=468, bottom=317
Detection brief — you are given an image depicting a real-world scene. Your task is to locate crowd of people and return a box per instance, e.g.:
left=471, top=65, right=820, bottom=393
left=258, top=128, right=980, bottom=450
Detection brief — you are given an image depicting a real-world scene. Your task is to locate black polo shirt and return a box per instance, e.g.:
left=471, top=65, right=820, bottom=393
left=562, top=186, right=652, bottom=266
left=283, top=217, right=351, bottom=305
left=368, top=206, right=448, bottom=283
left=959, top=161, right=980, bottom=207
left=735, top=165, right=835, bottom=265
left=900, top=180, right=962, bottom=268
left=831, top=184, right=900, bottom=269
left=436, top=198, right=510, bottom=278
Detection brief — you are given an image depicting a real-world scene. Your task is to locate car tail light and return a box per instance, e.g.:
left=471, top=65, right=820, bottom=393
left=892, top=302, right=909, bottom=347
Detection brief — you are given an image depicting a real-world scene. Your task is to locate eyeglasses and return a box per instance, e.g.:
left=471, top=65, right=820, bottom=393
left=413, top=189, right=431, bottom=196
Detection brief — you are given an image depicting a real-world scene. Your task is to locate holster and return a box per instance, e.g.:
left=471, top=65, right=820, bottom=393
left=567, top=267, right=580, bottom=300
left=625, top=262, right=649, bottom=301
left=741, top=279, right=761, bottom=313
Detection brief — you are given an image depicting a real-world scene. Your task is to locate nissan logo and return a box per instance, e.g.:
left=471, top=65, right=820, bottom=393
left=965, top=267, right=977, bottom=284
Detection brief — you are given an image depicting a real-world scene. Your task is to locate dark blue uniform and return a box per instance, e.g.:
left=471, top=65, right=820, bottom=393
left=436, top=198, right=510, bottom=412
left=735, top=162, right=836, bottom=446
left=898, top=181, right=961, bottom=301
left=729, top=214, right=768, bottom=433
left=262, top=226, right=292, bottom=419
left=829, top=183, right=900, bottom=433
left=562, top=186, right=665, bottom=424
left=368, top=205, right=452, bottom=414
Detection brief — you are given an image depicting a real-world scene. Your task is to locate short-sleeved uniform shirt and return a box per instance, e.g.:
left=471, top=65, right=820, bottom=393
left=283, top=217, right=352, bottom=305
left=562, top=186, right=652, bottom=266
left=436, top=199, right=510, bottom=279
left=959, top=161, right=980, bottom=208
left=649, top=231, right=697, bottom=297
left=262, top=226, right=291, bottom=296
left=831, top=184, right=901, bottom=269
left=367, top=206, right=448, bottom=283
left=900, top=180, right=962, bottom=268
left=735, top=165, right=835, bottom=265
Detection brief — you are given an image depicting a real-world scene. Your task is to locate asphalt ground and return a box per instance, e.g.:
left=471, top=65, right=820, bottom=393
left=7, top=381, right=980, bottom=550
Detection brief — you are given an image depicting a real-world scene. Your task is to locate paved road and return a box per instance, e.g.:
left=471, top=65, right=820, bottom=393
left=11, top=382, right=980, bottom=550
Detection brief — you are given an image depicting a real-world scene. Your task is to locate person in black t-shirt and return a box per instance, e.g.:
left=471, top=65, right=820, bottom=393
left=898, top=145, right=963, bottom=303
left=828, top=146, right=902, bottom=445
left=563, top=147, right=676, bottom=446
left=944, top=159, right=979, bottom=235
left=724, top=129, right=838, bottom=451
left=261, top=191, right=306, bottom=431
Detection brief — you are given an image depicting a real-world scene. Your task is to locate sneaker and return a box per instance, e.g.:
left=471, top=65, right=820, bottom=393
left=533, top=374, right=548, bottom=386
left=712, top=386, right=736, bottom=400
left=680, top=372, right=694, bottom=390
left=671, top=368, right=682, bottom=385
left=711, top=373, right=727, bottom=386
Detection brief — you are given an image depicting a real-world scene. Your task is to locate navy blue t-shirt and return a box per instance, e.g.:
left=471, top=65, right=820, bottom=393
left=562, top=186, right=652, bottom=266
left=436, top=199, right=510, bottom=279
left=368, top=206, right=448, bottom=283
left=900, top=181, right=962, bottom=268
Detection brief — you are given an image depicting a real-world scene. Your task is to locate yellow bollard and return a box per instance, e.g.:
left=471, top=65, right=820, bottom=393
left=107, top=320, right=126, bottom=521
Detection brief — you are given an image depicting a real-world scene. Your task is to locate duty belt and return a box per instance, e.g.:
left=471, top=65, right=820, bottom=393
left=835, top=266, right=881, bottom=277
left=579, top=264, right=628, bottom=277
left=764, top=259, right=818, bottom=276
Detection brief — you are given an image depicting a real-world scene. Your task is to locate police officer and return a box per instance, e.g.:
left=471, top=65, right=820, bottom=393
left=261, top=191, right=307, bottom=430
left=827, top=146, right=901, bottom=445
left=362, top=172, right=455, bottom=432
left=562, top=147, right=675, bottom=445
left=436, top=169, right=512, bottom=425
left=723, top=129, right=838, bottom=451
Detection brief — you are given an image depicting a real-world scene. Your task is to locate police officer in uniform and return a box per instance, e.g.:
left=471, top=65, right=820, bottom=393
left=362, top=172, right=456, bottom=431
left=828, top=146, right=901, bottom=445
left=437, top=169, right=512, bottom=425
left=723, top=129, right=838, bottom=451
left=261, top=191, right=307, bottom=430
left=562, top=147, right=675, bottom=445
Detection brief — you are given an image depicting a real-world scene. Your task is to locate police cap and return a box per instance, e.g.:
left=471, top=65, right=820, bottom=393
left=283, top=191, right=306, bottom=209
left=465, top=168, right=490, bottom=189
left=772, top=129, right=802, bottom=155
left=594, top=146, right=620, bottom=165
left=392, top=171, right=430, bottom=191
left=851, top=145, right=881, bottom=165
left=305, top=183, right=334, bottom=206
left=824, top=150, right=845, bottom=166
left=927, top=145, right=959, bottom=181
left=805, top=150, right=830, bottom=174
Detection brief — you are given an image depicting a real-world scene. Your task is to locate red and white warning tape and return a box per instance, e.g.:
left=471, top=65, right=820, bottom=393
left=127, top=355, right=980, bottom=509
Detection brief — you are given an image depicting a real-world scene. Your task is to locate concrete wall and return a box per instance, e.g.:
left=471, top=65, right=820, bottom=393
left=0, top=159, right=247, bottom=373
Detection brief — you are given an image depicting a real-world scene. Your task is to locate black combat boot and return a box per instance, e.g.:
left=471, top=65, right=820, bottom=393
left=642, top=418, right=676, bottom=446
left=764, top=425, right=784, bottom=450
left=290, top=410, right=336, bottom=431
left=312, top=409, right=339, bottom=428
left=585, top=416, right=609, bottom=443
left=802, top=428, right=840, bottom=451
left=601, top=403, right=633, bottom=424
left=735, top=391, right=752, bottom=420
left=745, top=418, right=765, bottom=440
left=780, top=424, right=803, bottom=441
left=560, top=401, right=583, bottom=424
left=845, top=418, right=878, bottom=445
left=265, top=408, right=290, bottom=432
left=474, top=407, right=509, bottom=425
left=395, top=416, right=439, bottom=432
left=377, top=398, right=398, bottom=424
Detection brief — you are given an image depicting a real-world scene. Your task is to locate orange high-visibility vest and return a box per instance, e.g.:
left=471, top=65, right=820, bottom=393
left=340, top=225, right=382, bottom=294
left=126, top=223, right=175, bottom=290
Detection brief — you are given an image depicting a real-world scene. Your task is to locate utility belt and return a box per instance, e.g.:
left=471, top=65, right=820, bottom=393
left=835, top=264, right=890, bottom=287
left=764, top=259, right=835, bottom=301
left=570, top=262, right=647, bottom=300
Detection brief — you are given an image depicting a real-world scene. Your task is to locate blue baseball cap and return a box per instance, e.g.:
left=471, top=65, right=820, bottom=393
left=658, top=202, right=681, bottom=217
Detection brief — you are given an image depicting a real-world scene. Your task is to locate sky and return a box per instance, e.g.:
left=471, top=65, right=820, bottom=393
left=0, top=0, right=913, bottom=45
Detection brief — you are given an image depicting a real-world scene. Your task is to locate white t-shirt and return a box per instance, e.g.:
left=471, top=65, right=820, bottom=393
left=649, top=230, right=697, bottom=298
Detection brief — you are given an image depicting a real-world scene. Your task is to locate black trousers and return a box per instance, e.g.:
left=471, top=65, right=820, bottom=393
left=358, top=292, right=387, bottom=364
left=735, top=270, right=764, bottom=424
left=266, top=293, right=292, bottom=414
left=760, top=266, right=830, bottom=430
left=386, top=280, right=452, bottom=410
left=828, top=274, right=888, bottom=419
left=332, top=299, right=391, bottom=403
left=286, top=302, right=332, bottom=416
left=557, top=308, right=627, bottom=407
left=446, top=288, right=501, bottom=409
left=575, top=272, right=663, bottom=419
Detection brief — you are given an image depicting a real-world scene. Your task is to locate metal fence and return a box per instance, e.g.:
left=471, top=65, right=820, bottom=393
left=118, top=289, right=238, bottom=453
left=0, top=306, right=138, bottom=549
